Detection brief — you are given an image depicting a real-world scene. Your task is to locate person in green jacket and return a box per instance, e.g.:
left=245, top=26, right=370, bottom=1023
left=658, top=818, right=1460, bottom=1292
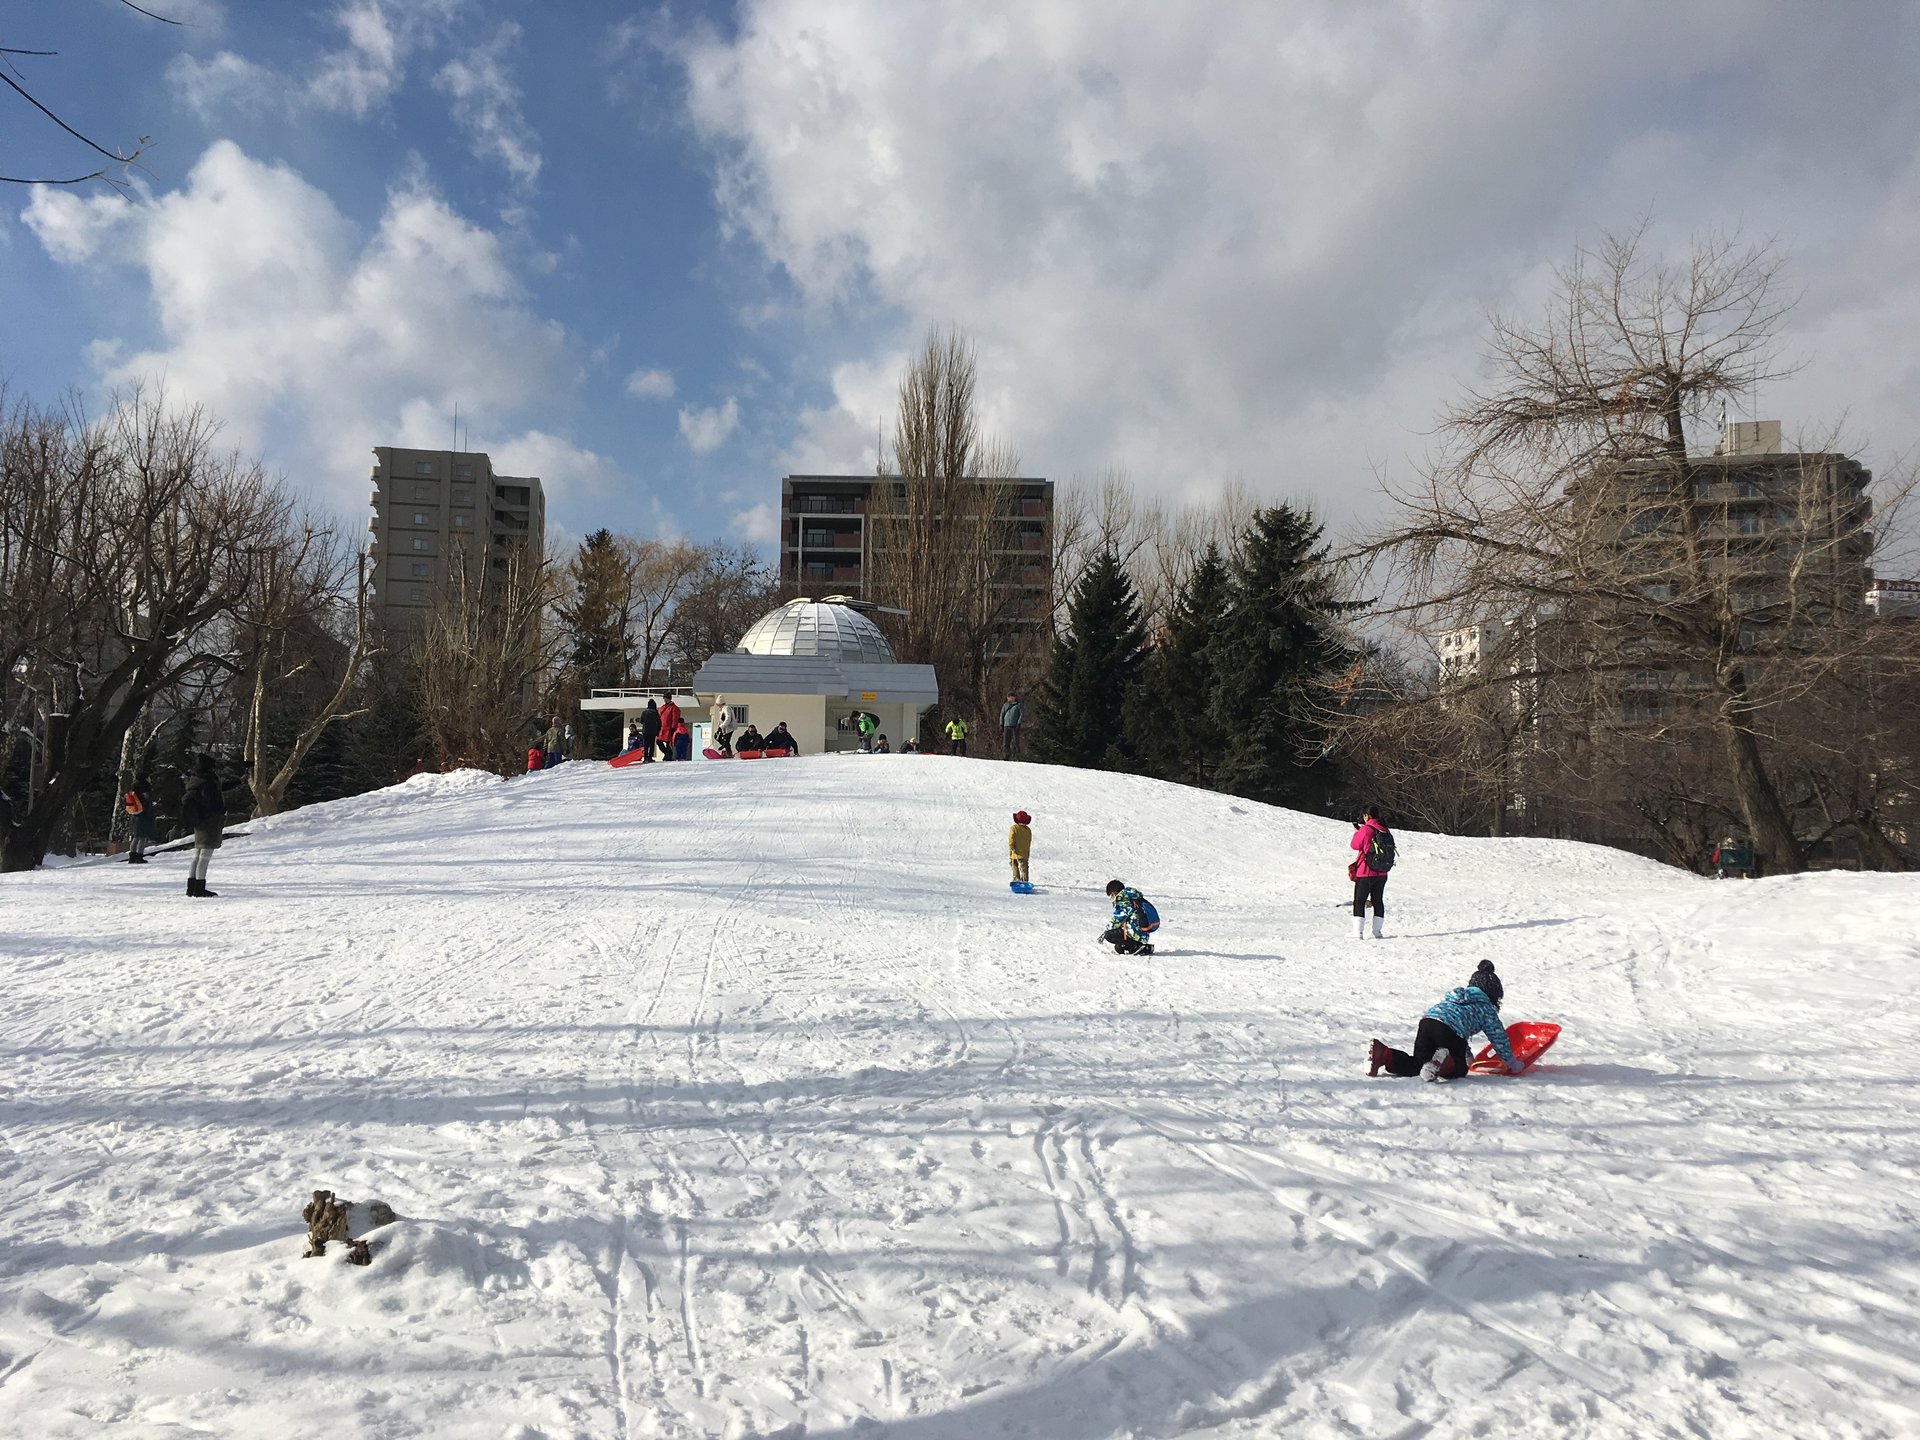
left=944, top=716, right=969, bottom=756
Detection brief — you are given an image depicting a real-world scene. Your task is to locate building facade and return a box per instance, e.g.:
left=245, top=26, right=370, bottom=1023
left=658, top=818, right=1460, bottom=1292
left=367, top=447, right=545, bottom=638
left=777, top=473, right=1054, bottom=633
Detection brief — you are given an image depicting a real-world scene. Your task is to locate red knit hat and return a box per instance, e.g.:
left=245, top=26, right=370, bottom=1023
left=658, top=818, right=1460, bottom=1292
left=1012, top=810, right=1031, bottom=824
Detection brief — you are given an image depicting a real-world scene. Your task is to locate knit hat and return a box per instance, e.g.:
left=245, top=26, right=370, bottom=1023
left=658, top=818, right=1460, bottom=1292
left=1468, top=960, right=1504, bottom=1006
left=1012, top=810, right=1031, bottom=824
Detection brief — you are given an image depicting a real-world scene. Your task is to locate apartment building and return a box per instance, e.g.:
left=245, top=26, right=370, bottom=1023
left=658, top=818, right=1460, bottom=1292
left=777, top=473, right=1054, bottom=635
left=367, top=447, right=545, bottom=639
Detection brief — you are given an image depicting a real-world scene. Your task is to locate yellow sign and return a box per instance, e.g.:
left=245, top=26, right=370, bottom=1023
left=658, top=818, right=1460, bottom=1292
left=859, top=692, right=877, bottom=701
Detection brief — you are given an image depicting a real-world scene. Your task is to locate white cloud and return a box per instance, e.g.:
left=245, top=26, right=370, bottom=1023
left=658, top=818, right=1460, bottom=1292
left=167, top=51, right=278, bottom=120
left=489, top=430, right=625, bottom=498
left=728, top=500, right=778, bottom=545
left=677, top=2, right=1920, bottom=532
left=169, top=1, right=466, bottom=123
left=624, top=366, right=676, bottom=400
left=434, top=22, right=543, bottom=186
left=678, top=396, right=739, bottom=454
left=25, top=140, right=614, bottom=515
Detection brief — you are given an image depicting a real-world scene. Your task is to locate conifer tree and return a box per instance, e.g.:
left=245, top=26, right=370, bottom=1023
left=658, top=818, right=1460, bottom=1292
left=557, top=530, right=632, bottom=758
left=1208, top=506, right=1358, bottom=810
left=1032, top=551, right=1147, bottom=771
left=1130, top=542, right=1233, bottom=787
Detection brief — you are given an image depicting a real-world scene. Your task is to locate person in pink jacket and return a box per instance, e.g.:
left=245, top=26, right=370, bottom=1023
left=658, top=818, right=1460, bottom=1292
left=1349, top=803, right=1396, bottom=939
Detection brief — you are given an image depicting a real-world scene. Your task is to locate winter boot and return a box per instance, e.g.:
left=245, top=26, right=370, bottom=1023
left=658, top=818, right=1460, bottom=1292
left=1371, top=915, right=1384, bottom=940
left=127, top=852, right=148, bottom=864
left=1419, top=1048, right=1451, bottom=1082
left=186, top=877, right=200, bottom=897
left=198, top=885, right=218, bottom=897
left=1367, top=1039, right=1389, bottom=1077
left=1354, top=914, right=1368, bottom=939
left=1141, top=943, right=1155, bottom=956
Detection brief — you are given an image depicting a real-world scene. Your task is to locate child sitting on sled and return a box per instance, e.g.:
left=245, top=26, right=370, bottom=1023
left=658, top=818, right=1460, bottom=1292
left=1369, top=960, right=1522, bottom=1079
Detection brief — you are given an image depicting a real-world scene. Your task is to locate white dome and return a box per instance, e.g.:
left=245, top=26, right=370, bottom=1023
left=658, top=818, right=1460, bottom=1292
left=736, top=597, right=896, bottom=664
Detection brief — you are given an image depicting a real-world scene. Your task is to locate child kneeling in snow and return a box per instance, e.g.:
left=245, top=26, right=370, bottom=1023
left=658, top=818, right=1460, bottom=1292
left=1101, top=880, right=1156, bottom=956
left=1369, top=960, right=1522, bottom=1079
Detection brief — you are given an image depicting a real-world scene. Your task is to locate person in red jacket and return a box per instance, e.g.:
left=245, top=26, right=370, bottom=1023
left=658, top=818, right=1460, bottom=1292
left=1349, top=803, right=1395, bottom=940
left=657, top=698, right=683, bottom=761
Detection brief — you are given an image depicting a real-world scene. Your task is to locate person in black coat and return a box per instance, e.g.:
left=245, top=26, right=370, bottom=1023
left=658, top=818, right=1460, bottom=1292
left=178, top=754, right=227, bottom=897
left=639, top=699, right=662, bottom=764
left=764, top=722, right=799, bottom=755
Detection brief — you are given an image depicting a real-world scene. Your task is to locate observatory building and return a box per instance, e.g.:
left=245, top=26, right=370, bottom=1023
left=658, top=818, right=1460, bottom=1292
left=689, top=596, right=939, bottom=754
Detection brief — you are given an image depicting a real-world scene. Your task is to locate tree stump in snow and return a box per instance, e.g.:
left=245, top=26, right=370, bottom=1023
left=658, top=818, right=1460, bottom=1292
left=302, top=1190, right=352, bottom=1258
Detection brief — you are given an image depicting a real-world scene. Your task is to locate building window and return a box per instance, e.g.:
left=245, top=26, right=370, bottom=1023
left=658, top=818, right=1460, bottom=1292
left=455, top=464, right=474, bottom=479
left=411, top=562, right=428, bottom=577
left=453, top=514, right=470, bottom=528
left=1735, top=512, right=1763, bottom=536
left=412, top=538, right=428, bottom=551
left=415, top=461, right=436, bottom=475
left=454, top=489, right=471, bottom=504
left=803, top=528, right=835, bottom=548
left=414, top=483, right=435, bottom=500
left=413, top=512, right=430, bottom=524
left=1644, top=583, right=1672, bottom=602
left=805, top=561, right=834, bottom=578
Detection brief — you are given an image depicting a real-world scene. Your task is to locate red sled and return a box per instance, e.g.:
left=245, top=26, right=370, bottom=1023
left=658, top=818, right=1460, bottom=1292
left=1469, top=1021, right=1561, bottom=1075
left=609, top=746, right=649, bottom=769
left=736, top=749, right=763, bottom=760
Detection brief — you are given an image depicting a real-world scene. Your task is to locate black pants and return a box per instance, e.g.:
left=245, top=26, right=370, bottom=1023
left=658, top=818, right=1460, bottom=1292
left=1352, top=874, right=1387, bottom=916
left=1384, top=1018, right=1466, bottom=1078
left=1102, top=926, right=1149, bottom=955
left=950, top=739, right=967, bottom=756
left=1003, top=728, right=1022, bottom=760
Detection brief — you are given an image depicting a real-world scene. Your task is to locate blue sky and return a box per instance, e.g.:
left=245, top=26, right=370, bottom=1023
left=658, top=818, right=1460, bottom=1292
left=7, top=1, right=1920, bottom=564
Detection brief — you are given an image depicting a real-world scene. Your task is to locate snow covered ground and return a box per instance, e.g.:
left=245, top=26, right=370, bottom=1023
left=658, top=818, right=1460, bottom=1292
left=2, top=755, right=1918, bottom=1439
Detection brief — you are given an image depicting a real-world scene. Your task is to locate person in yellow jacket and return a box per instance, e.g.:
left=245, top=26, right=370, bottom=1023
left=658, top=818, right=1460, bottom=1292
left=944, top=715, right=969, bottom=756
left=1008, top=809, right=1032, bottom=883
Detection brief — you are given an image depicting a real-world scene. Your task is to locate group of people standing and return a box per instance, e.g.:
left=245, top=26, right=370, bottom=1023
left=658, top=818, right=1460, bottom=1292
left=623, top=698, right=693, bottom=764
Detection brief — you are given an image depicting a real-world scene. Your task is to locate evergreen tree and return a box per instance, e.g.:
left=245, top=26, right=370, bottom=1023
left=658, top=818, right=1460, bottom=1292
left=1130, top=542, right=1233, bottom=787
left=1208, top=506, right=1359, bottom=810
left=557, top=530, right=632, bottom=758
left=1032, top=551, right=1147, bottom=771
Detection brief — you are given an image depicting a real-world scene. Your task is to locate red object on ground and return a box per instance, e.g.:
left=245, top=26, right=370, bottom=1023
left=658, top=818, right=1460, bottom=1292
left=736, top=749, right=763, bottom=760
left=526, top=748, right=543, bottom=773
left=609, top=745, right=649, bottom=769
left=1469, top=1021, right=1562, bottom=1075
left=702, top=747, right=724, bottom=760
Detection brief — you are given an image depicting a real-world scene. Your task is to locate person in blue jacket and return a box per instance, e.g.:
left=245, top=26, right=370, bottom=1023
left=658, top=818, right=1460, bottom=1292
left=1369, top=960, right=1521, bottom=1079
left=1101, top=879, right=1155, bottom=956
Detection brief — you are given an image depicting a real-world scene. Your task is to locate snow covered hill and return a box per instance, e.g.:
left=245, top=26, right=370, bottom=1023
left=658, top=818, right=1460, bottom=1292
left=2, top=755, right=1917, bottom=1438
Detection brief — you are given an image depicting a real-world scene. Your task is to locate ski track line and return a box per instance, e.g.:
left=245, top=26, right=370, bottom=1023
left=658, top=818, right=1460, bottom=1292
left=1128, top=1105, right=1700, bottom=1440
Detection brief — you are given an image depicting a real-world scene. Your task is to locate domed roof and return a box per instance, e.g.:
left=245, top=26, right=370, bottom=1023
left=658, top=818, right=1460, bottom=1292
left=736, top=596, right=896, bottom=664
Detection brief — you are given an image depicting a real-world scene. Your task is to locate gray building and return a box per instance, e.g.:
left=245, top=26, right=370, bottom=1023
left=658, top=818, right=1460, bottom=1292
left=367, top=446, right=545, bottom=639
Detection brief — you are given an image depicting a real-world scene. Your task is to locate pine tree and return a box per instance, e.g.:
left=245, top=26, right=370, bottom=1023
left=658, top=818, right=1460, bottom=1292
left=557, top=530, right=632, bottom=758
left=1131, top=542, right=1233, bottom=787
left=1032, top=551, right=1147, bottom=771
left=1208, top=506, right=1359, bottom=810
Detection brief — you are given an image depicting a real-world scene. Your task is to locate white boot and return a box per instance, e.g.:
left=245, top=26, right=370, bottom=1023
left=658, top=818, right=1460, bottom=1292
left=1420, top=1048, right=1451, bottom=1082
left=1372, top=915, right=1385, bottom=940
left=1354, top=914, right=1368, bottom=939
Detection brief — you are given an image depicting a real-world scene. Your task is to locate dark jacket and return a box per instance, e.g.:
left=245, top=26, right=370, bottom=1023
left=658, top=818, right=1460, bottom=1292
left=765, top=725, right=798, bottom=754
left=640, top=702, right=662, bottom=740
left=180, top=773, right=226, bottom=847
left=1001, top=699, right=1025, bottom=728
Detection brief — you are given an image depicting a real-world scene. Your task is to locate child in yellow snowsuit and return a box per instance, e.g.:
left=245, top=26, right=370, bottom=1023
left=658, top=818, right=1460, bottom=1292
left=1008, top=810, right=1032, bottom=883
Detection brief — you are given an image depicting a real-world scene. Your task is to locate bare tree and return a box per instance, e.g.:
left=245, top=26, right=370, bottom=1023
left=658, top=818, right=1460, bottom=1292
left=239, top=526, right=381, bottom=818
left=415, top=540, right=555, bottom=772
left=1347, top=227, right=1913, bottom=873
left=865, top=327, right=1030, bottom=720
left=2, top=1, right=184, bottom=188
left=1, top=387, right=291, bottom=870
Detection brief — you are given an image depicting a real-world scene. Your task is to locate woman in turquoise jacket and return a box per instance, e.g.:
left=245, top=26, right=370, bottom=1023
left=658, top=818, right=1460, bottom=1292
left=1369, top=961, right=1522, bottom=1080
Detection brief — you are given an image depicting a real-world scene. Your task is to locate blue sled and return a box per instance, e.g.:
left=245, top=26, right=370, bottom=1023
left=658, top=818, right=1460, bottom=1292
left=1010, top=880, right=1034, bottom=894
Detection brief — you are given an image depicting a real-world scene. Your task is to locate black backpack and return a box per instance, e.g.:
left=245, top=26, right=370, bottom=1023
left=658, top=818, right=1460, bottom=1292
left=1366, top=827, right=1396, bottom=872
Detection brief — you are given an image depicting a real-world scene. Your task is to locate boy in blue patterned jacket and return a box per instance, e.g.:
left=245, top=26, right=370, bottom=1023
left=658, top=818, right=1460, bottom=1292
left=1369, top=960, right=1522, bottom=1080
left=1101, top=880, right=1155, bottom=956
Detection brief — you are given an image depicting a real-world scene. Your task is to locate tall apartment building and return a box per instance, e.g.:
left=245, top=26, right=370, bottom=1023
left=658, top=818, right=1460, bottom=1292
left=777, top=473, right=1054, bottom=637
left=367, top=446, right=545, bottom=638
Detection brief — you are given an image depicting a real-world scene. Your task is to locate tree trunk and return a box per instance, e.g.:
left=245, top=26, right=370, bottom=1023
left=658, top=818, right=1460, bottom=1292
left=1715, top=678, right=1804, bottom=874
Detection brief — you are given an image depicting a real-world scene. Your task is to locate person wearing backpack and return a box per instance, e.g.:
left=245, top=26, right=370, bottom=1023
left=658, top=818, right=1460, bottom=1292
left=1101, top=879, right=1159, bottom=955
left=178, top=754, right=228, bottom=898
left=124, top=772, right=156, bottom=864
left=1349, top=803, right=1395, bottom=939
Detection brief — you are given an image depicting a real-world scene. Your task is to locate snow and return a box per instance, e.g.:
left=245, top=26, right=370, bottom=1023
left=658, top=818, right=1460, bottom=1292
left=2, top=754, right=1918, bottom=1438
